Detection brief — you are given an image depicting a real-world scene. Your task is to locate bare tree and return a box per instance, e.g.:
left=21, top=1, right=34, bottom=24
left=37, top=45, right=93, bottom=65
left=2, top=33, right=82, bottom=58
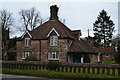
left=0, top=10, right=13, bottom=60
left=0, top=10, right=13, bottom=29
left=19, top=7, right=42, bottom=31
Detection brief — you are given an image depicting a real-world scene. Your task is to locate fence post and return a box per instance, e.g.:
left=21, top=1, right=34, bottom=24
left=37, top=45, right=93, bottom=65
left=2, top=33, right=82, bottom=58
left=65, top=66, right=68, bottom=72
left=112, top=68, right=115, bottom=76
left=38, top=64, right=41, bottom=69
left=83, top=67, right=85, bottom=73
left=92, top=67, right=95, bottom=74
left=87, top=67, right=90, bottom=74
left=61, top=65, right=64, bottom=72
left=73, top=66, right=76, bottom=73
left=69, top=66, right=72, bottom=72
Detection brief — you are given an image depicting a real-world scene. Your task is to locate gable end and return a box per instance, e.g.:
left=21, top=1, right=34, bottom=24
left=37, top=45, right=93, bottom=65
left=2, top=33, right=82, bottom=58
left=21, top=30, right=32, bottom=39
left=47, top=28, right=60, bottom=37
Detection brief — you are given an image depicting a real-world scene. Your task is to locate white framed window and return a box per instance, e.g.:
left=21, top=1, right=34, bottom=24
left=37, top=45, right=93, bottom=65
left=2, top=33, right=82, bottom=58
left=48, top=51, right=59, bottom=60
left=22, top=51, right=32, bottom=59
left=24, top=38, right=31, bottom=47
left=50, top=36, right=58, bottom=46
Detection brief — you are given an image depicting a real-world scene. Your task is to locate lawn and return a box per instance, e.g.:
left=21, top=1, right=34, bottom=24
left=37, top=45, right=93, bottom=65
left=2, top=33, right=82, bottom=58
left=2, top=68, right=120, bottom=79
left=103, top=60, right=115, bottom=64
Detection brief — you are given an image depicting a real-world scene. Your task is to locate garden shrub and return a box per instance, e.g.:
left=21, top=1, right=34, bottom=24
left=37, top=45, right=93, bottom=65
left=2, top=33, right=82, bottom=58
left=24, top=56, right=39, bottom=61
left=47, top=61, right=61, bottom=71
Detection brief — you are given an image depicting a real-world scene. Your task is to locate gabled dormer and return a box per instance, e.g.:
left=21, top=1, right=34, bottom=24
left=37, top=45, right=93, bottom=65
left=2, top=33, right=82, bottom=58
left=21, top=30, right=32, bottom=39
left=21, top=30, right=32, bottom=47
left=47, top=28, right=60, bottom=46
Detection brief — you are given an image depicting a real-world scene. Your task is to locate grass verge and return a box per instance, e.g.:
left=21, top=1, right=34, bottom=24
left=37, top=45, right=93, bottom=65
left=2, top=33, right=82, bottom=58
left=2, top=68, right=120, bottom=79
left=103, top=60, right=115, bottom=64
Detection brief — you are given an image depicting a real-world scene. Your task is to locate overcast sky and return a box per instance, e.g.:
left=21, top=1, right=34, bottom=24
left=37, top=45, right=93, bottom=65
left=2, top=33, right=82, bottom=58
left=0, top=0, right=119, bottom=38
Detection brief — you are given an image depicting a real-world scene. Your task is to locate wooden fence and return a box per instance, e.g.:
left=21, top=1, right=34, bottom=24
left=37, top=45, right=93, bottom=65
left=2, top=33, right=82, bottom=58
left=2, top=61, right=120, bottom=76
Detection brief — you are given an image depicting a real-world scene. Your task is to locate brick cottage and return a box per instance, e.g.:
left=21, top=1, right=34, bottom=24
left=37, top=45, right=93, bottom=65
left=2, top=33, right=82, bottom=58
left=16, top=5, right=115, bottom=63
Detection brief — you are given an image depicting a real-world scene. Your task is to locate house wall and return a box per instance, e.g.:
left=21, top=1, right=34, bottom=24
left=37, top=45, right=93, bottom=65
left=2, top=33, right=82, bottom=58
left=31, top=40, right=40, bottom=60
left=16, top=38, right=69, bottom=63
left=16, top=40, right=40, bottom=61
left=89, top=54, right=98, bottom=63
left=40, top=39, right=69, bottom=63
left=16, top=41, right=22, bottom=61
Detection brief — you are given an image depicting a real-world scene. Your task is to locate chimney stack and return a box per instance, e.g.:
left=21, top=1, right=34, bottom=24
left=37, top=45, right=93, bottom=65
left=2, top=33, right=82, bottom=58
left=50, top=5, right=59, bottom=20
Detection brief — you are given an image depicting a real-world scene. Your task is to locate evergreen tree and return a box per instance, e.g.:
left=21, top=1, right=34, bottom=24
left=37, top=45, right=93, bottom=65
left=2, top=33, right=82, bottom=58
left=115, top=37, right=120, bottom=63
left=93, top=10, right=114, bottom=47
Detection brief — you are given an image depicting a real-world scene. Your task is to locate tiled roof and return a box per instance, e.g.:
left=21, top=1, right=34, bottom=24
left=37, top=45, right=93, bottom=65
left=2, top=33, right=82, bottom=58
left=98, top=47, right=115, bottom=54
left=18, top=19, right=100, bottom=53
left=20, top=20, right=75, bottom=40
left=68, top=39, right=99, bottom=53
left=72, top=30, right=81, bottom=35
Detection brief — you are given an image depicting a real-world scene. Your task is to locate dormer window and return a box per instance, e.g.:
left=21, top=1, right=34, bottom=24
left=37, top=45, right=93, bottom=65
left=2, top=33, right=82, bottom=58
left=50, top=35, right=58, bottom=46
left=24, top=38, right=31, bottom=47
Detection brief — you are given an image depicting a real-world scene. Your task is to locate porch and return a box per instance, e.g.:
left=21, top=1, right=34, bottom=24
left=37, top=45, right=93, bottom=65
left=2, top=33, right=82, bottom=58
left=67, top=52, right=91, bottom=63
left=67, top=52, right=102, bottom=63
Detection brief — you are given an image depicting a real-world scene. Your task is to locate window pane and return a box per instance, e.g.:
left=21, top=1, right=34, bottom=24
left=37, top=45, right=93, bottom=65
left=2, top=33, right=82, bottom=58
left=25, top=52, right=28, bottom=57
left=53, top=54, right=55, bottom=58
left=54, top=36, right=57, bottom=45
left=48, top=52, right=50, bottom=58
left=50, top=36, right=58, bottom=46
left=48, top=51, right=59, bottom=60
left=22, top=51, right=32, bottom=59
left=24, top=38, right=30, bottom=47
left=24, top=39, right=27, bottom=46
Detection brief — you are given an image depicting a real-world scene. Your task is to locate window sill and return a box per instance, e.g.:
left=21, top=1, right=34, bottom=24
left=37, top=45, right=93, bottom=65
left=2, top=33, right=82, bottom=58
left=24, top=46, right=30, bottom=48
left=48, top=58, right=59, bottom=60
left=50, top=45, right=57, bottom=47
left=22, top=58, right=25, bottom=59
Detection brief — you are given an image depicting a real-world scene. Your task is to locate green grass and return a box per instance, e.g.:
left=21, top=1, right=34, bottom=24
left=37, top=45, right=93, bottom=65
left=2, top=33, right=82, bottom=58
left=103, top=60, right=115, bottom=64
left=2, top=68, right=120, bottom=79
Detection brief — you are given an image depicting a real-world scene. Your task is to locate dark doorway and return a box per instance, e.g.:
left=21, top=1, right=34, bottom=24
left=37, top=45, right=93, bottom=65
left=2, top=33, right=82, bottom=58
left=68, top=53, right=82, bottom=63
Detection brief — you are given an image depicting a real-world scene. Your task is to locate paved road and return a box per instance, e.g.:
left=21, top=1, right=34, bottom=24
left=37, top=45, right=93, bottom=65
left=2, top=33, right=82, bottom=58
left=1, top=74, right=118, bottom=80
left=1, top=74, right=64, bottom=80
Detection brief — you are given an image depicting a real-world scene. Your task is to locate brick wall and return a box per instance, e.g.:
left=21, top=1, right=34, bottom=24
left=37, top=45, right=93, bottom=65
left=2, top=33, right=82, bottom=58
left=89, top=54, right=98, bottom=63
left=16, top=38, right=69, bottom=63
left=40, top=39, right=69, bottom=63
